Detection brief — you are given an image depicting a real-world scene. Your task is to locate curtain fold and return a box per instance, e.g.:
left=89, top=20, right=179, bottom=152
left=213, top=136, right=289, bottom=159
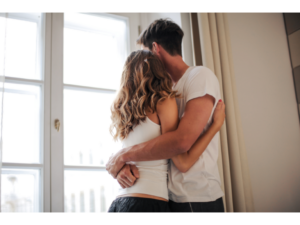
left=0, top=13, right=8, bottom=212
left=196, top=13, right=254, bottom=212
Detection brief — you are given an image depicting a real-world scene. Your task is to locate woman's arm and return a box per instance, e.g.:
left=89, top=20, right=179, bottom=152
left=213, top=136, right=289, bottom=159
left=171, top=99, right=225, bottom=173
left=157, top=97, right=225, bottom=173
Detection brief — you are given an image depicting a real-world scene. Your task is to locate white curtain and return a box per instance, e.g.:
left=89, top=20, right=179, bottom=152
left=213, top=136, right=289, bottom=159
left=196, top=13, right=254, bottom=212
left=0, top=13, right=8, bottom=212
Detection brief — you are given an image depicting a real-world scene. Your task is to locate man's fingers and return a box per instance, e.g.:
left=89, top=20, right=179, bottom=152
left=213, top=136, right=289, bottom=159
left=130, top=165, right=140, bottom=179
left=105, top=152, right=125, bottom=178
left=112, top=161, right=125, bottom=179
left=122, top=176, right=134, bottom=187
left=119, top=173, right=132, bottom=188
left=106, top=154, right=114, bottom=168
left=120, top=172, right=136, bottom=186
left=117, top=179, right=128, bottom=189
left=116, top=164, right=136, bottom=187
left=118, top=180, right=125, bottom=189
left=111, top=166, right=120, bottom=179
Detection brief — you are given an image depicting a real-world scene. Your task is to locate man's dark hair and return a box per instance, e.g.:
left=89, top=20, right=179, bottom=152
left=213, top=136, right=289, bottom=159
left=137, top=19, right=184, bottom=56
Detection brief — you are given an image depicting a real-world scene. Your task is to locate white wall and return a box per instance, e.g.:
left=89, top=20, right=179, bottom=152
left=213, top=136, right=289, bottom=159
left=226, top=13, right=300, bottom=212
left=180, top=13, right=194, bottom=67
left=143, top=13, right=182, bottom=28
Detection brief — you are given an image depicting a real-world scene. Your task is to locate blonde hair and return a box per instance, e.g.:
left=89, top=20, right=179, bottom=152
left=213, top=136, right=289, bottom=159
left=110, top=50, right=180, bottom=141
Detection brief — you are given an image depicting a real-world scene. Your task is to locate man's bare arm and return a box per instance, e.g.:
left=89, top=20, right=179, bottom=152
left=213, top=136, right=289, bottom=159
left=106, top=94, right=215, bottom=178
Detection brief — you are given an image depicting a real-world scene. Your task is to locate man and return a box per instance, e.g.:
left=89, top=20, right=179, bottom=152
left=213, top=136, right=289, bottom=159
left=106, top=19, right=224, bottom=212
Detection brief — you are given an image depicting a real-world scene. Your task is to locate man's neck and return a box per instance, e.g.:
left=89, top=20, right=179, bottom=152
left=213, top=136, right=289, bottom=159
left=164, top=55, right=190, bottom=84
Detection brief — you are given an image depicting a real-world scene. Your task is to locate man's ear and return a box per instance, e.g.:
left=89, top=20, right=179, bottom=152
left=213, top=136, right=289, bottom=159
left=152, top=42, right=160, bottom=55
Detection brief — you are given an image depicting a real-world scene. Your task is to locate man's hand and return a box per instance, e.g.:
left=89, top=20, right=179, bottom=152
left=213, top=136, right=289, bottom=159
left=106, top=150, right=127, bottom=178
left=117, top=164, right=140, bottom=189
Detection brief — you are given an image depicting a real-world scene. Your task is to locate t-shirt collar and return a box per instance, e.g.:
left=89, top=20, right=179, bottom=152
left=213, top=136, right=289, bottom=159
left=172, top=66, right=193, bottom=89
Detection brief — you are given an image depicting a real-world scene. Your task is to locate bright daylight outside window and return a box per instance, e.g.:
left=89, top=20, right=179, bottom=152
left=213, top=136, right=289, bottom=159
left=0, top=13, right=44, bottom=212
left=63, top=13, right=127, bottom=212
left=0, top=12, right=128, bottom=213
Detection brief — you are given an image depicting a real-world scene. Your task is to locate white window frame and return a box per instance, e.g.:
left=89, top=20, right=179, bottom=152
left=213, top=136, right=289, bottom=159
left=50, top=12, right=132, bottom=212
left=1, top=12, right=140, bottom=212
left=1, top=12, right=51, bottom=212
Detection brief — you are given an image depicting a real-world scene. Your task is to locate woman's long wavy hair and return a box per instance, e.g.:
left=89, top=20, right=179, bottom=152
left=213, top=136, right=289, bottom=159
left=110, top=50, right=180, bottom=141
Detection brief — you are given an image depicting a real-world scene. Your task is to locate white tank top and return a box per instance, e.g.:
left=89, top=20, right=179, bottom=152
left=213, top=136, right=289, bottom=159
left=117, top=117, right=169, bottom=200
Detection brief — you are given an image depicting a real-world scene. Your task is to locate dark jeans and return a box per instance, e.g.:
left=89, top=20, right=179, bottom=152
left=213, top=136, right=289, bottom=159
left=108, top=197, right=171, bottom=212
left=169, top=197, right=224, bottom=212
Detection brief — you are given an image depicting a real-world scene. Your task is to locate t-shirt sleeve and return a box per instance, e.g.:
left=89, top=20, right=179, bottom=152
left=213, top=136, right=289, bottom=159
left=186, top=67, right=221, bottom=104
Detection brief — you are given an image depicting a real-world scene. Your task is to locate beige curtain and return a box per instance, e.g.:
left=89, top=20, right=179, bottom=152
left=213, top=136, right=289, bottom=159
left=193, top=13, right=254, bottom=212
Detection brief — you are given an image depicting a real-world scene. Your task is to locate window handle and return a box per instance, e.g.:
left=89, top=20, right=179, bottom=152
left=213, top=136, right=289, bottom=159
left=55, top=119, right=60, bottom=132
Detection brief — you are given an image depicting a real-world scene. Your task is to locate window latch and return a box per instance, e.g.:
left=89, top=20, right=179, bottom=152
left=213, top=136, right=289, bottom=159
left=55, top=119, right=60, bottom=132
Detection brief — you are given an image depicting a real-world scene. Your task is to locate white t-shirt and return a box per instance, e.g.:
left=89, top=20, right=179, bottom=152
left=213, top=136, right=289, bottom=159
left=168, top=66, right=224, bottom=203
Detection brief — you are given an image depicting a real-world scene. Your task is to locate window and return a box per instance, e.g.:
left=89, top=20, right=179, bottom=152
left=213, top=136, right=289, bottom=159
left=63, top=13, right=127, bottom=212
left=1, top=12, right=135, bottom=212
left=1, top=13, right=45, bottom=212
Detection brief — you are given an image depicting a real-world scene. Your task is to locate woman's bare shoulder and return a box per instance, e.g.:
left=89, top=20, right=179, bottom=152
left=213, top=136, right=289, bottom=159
left=156, top=93, right=177, bottom=115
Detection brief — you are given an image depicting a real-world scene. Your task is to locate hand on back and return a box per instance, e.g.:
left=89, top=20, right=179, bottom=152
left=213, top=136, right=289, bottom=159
left=213, top=100, right=226, bottom=128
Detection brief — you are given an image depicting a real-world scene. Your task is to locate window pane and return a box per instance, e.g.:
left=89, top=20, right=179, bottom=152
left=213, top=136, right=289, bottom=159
left=2, top=83, right=41, bottom=163
left=64, top=170, right=119, bottom=212
left=0, top=13, right=42, bottom=79
left=64, top=13, right=127, bottom=90
left=1, top=168, right=40, bottom=212
left=64, top=88, right=121, bottom=166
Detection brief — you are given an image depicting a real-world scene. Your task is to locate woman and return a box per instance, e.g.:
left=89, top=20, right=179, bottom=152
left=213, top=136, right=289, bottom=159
left=108, top=50, right=225, bottom=212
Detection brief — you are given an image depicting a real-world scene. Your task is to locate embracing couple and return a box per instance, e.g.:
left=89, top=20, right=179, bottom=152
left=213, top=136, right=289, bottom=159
left=106, top=19, right=226, bottom=212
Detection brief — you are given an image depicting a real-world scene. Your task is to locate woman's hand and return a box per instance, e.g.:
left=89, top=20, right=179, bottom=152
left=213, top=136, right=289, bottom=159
left=213, top=100, right=226, bottom=128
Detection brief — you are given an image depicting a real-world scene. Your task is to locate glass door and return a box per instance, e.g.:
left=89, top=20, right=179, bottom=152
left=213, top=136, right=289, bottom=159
left=50, top=12, right=139, bottom=212
left=0, top=13, right=50, bottom=212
